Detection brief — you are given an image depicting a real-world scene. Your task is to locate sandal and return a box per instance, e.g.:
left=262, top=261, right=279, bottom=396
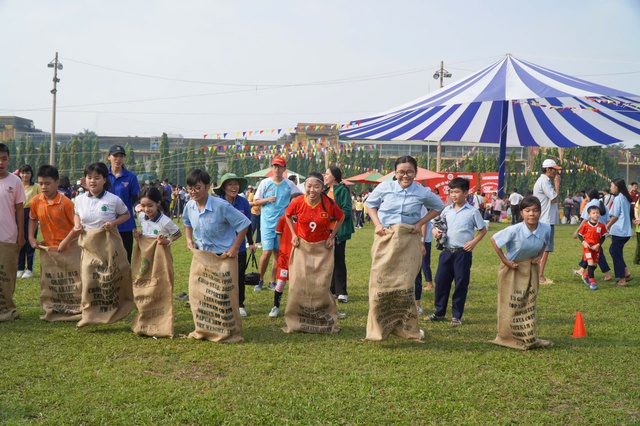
left=625, top=275, right=633, bottom=282
left=571, top=269, right=582, bottom=277
left=450, top=318, right=462, bottom=326
left=424, top=313, right=447, bottom=322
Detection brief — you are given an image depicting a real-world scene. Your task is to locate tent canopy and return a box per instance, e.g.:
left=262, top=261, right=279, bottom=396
left=341, top=55, right=640, bottom=147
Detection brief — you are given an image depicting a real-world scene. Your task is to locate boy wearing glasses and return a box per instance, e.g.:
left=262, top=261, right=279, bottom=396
left=426, top=177, right=486, bottom=326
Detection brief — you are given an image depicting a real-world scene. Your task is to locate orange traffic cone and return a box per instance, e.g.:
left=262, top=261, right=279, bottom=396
left=571, top=312, right=586, bottom=338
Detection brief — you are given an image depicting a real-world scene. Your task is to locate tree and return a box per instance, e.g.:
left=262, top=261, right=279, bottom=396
left=68, top=137, right=83, bottom=180
left=17, top=134, right=27, bottom=166
left=25, top=139, right=37, bottom=169
left=383, top=157, right=394, bottom=173
left=158, top=132, right=170, bottom=181
left=58, top=144, right=70, bottom=177
left=207, top=152, right=219, bottom=184
left=148, top=155, right=158, bottom=178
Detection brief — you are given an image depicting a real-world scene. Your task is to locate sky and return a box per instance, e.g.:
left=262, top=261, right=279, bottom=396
left=1, top=0, right=640, bottom=140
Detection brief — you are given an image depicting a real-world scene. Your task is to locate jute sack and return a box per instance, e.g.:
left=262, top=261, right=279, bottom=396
left=188, top=249, right=243, bottom=343
left=38, top=241, right=83, bottom=321
left=283, top=238, right=339, bottom=334
left=0, top=241, right=19, bottom=321
left=131, top=236, right=174, bottom=338
left=77, top=228, right=135, bottom=328
left=366, top=224, right=423, bottom=341
left=492, top=260, right=551, bottom=350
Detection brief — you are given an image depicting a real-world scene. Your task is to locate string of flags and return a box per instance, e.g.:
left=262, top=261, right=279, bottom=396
left=443, top=146, right=477, bottom=171
left=622, top=150, right=640, bottom=165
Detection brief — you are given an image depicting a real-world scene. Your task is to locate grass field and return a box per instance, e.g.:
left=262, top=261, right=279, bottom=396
left=1, top=222, right=639, bottom=425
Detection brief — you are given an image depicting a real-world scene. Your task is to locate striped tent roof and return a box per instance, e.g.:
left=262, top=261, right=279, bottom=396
left=341, top=55, right=640, bottom=147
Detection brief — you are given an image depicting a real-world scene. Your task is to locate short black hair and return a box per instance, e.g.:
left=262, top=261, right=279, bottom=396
left=520, top=195, right=541, bottom=211
left=186, top=169, right=211, bottom=186
left=448, top=177, right=470, bottom=192
left=37, top=165, right=59, bottom=181
left=394, top=155, right=418, bottom=172
left=587, top=205, right=600, bottom=214
left=632, top=182, right=638, bottom=186
left=0, top=143, right=9, bottom=155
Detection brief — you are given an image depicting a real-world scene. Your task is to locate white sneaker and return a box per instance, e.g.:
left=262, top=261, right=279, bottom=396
left=416, top=306, right=424, bottom=315
left=256, top=243, right=262, bottom=248
left=22, top=270, right=34, bottom=279
left=16, top=270, right=24, bottom=278
left=239, top=307, right=247, bottom=317
left=338, top=295, right=348, bottom=303
left=269, top=307, right=280, bottom=318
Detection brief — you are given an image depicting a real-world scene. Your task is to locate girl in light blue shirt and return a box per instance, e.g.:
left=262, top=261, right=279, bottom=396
left=606, top=179, right=633, bottom=286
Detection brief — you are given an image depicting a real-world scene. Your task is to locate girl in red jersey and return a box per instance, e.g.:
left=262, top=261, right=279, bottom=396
left=282, top=172, right=345, bottom=333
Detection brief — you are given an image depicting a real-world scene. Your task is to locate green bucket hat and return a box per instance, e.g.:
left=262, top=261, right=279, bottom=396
left=214, top=173, right=248, bottom=196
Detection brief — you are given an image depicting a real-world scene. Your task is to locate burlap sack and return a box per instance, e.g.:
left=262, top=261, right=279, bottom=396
left=76, top=228, right=135, bottom=328
left=38, top=241, right=83, bottom=321
left=283, top=239, right=339, bottom=334
left=188, top=249, right=243, bottom=343
left=492, top=260, right=551, bottom=350
left=0, top=241, right=19, bottom=321
left=366, top=224, right=423, bottom=341
left=130, top=236, right=174, bottom=338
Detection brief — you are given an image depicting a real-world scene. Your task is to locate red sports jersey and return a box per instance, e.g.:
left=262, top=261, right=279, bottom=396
left=285, top=195, right=344, bottom=243
left=276, top=215, right=295, bottom=280
left=578, top=221, right=607, bottom=246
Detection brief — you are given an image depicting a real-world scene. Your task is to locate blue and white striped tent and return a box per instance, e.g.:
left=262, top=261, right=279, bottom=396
left=341, top=55, right=640, bottom=192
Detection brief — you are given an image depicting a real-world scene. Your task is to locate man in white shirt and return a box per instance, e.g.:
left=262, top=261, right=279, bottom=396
left=508, top=188, right=524, bottom=224
left=532, top=159, right=561, bottom=284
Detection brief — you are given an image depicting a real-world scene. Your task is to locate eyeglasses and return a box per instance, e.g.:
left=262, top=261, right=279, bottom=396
left=395, top=170, right=416, bottom=177
left=186, top=185, right=205, bottom=193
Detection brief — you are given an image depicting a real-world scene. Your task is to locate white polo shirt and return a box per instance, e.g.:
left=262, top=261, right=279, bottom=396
left=138, top=212, right=180, bottom=238
left=74, top=190, right=128, bottom=230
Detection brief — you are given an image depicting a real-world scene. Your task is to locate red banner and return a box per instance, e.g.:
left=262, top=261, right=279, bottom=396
left=424, top=172, right=478, bottom=203
left=480, top=173, right=499, bottom=196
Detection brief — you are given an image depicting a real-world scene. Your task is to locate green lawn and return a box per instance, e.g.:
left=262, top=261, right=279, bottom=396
left=1, top=222, right=639, bottom=425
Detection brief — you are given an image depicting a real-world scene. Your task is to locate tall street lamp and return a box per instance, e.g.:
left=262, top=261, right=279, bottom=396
left=433, top=61, right=451, bottom=172
left=48, top=52, right=63, bottom=165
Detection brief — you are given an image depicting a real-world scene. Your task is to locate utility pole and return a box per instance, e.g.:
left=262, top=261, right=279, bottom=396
left=433, top=61, right=451, bottom=172
left=48, top=52, right=63, bottom=165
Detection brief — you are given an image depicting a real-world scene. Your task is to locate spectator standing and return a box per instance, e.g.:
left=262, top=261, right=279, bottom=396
left=508, top=188, right=523, bottom=224
left=532, top=159, right=561, bottom=284
left=107, top=145, right=140, bottom=264
left=17, top=165, right=40, bottom=279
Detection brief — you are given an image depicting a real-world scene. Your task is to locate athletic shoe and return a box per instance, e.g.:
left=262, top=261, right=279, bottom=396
left=269, top=307, right=280, bottom=318
left=22, top=270, right=34, bottom=279
left=16, top=270, right=24, bottom=278
left=174, top=292, right=189, bottom=301
left=239, top=307, right=247, bottom=317
left=256, top=243, right=262, bottom=248
left=338, top=295, right=348, bottom=303
left=254, top=280, right=264, bottom=291
left=268, top=282, right=277, bottom=290
left=590, top=284, right=598, bottom=290
left=582, top=275, right=590, bottom=287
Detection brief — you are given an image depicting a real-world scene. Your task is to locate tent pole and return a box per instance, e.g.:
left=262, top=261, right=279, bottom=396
left=497, top=100, right=509, bottom=198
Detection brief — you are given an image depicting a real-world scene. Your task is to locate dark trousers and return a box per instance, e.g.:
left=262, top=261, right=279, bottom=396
left=355, top=211, right=364, bottom=227
left=609, top=235, right=630, bottom=278
left=251, top=214, right=261, bottom=244
left=434, top=250, right=472, bottom=320
left=330, top=240, right=348, bottom=296
left=634, top=232, right=640, bottom=265
left=414, top=272, right=422, bottom=301
left=238, top=250, right=247, bottom=308
left=579, top=236, right=610, bottom=273
left=511, top=205, right=521, bottom=224
left=18, top=208, right=36, bottom=271
left=421, top=241, right=433, bottom=282
left=120, top=231, right=134, bottom=265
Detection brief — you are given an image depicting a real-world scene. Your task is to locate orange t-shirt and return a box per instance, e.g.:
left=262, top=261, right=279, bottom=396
left=285, top=195, right=344, bottom=242
left=29, top=192, right=74, bottom=246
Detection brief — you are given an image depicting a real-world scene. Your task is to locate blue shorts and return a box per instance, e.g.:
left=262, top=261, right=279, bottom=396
left=545, top=225, right=555, bottom=252
left=261, top=227, right=280, bottom=251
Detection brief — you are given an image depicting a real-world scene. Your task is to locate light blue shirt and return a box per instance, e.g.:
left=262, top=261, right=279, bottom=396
left=492, top=222, right=551, bottom=262
left=609, top=194, right=633, bottom=237
left=581, top=199, right=609, bottom=225
left=255, top=178, right=302, bottom=231
left=365, top=181, right=444, bottom=228
left=183, top=195, right=251, bottom=253
left=440, top=202, right=486, bottom=249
